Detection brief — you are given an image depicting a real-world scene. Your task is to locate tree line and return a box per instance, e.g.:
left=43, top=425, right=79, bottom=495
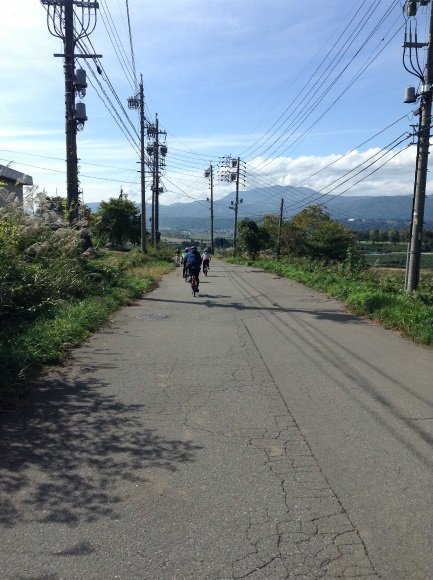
left=37, top=193, right=433, bottom=256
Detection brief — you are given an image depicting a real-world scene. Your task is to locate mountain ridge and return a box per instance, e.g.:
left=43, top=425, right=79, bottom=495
left=86, top=185, right=433, bottom=231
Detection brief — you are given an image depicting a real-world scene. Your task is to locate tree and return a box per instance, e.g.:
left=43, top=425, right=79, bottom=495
left=370, top=228, right=380, bottom=243
left=237, top=218, right=270, bottom=258
left=355, top=230, right=370, bottom=242
left=379, top=228, right=389, bottom=242
left=258, top=214, right=292, bottom=254
left=215, top=236, right=231, bottom=249
left=388, top=229, right=400, bottom=244
left=93, top=197, right=140, bottom=248
left=400, top=228, right=410, bottom=243
left=422, top=228, right=433, bottom=251
left=288, top=205, right=355, bottom=261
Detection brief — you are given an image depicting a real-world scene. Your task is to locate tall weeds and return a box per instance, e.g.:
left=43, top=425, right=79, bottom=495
left=0, top=203, right=174, bottom=400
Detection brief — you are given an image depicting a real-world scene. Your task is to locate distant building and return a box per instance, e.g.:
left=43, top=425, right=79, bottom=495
left=0, top=164, right=33, bottom=208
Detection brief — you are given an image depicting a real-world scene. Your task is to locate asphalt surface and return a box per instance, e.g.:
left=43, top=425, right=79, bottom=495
left=1, top=259, right=432, bottom=579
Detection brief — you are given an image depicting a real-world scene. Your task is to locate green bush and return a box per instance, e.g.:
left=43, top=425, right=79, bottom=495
left=0, top=204, right=176, bottom=399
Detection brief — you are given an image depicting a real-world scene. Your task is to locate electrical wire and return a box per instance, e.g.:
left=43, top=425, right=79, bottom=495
left=239, top=0, right=401, bottom=161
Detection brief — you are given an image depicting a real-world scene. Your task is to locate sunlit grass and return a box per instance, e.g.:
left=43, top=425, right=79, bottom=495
left=228, top=256, right=433, bottom=348
left=1, top=255, right=175, bottom=400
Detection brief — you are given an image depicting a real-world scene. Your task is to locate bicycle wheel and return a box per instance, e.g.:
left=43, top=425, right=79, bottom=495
left=191, top=275, right=196, bottom=296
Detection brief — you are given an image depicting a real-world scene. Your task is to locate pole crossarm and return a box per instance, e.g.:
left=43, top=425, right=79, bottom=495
left=53, top=53, right=102, bottom=58
left=42, top=1, right=99, bottom=7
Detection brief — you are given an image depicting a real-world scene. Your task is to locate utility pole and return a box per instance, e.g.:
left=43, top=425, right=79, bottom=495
left=127, top=75, right=147, bottom=252
left=233, top=157, right=241, bottom=254
left=41, top=0, right=100, bottom=223
left=276, top=198, right=284, bottom=259
left=155, top=115, right=160, bottom=245
left=205, top=164, right=215, bottom=253
left=64, top=0, right=77, bottom=221
left=219, top=156, right=245, bottom=254
left=403, top=0, right=433, bottom=290
left=139, top=79, right=146, bottom=252
left=147, top=115, right=167, bottom=247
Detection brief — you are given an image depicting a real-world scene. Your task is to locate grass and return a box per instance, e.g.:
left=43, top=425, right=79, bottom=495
left=227, top=255, right=433, bottom=348
left=0, top=250, right=175, bottom=401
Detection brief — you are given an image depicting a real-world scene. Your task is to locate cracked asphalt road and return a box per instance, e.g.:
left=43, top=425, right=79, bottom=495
left=1, top=260, right=432, bottom=579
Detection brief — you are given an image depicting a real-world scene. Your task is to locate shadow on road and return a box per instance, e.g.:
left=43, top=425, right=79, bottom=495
left=143, top=296, right=362, bottom=323
left=0, top=370, right=201, bottom=529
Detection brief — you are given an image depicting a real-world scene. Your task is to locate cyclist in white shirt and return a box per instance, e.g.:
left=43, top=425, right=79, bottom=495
left=202, top=250, right=211, bottom=273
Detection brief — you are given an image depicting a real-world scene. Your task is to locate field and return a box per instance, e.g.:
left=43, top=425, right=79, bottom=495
left=363, top=252, right=433, bottom=270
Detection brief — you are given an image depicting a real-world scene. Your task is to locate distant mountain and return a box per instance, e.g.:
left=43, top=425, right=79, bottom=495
left=86, top=186, right=433, bottom=232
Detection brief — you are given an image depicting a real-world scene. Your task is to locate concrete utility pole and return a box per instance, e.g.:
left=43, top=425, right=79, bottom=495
left=219, top=156, right=245, bottom=255
left=276, top=197, right=284, bottom=259
left=403, top=0, right=433, bottom=291
left=147, top=115, right=167, bottom=247
left=64, top=0, right=77, bottom=221
left=139, top=79, right=146, bottom=252
left=205, top=164, right=215, bottom=253
left=155, top=115, right=160, bottom=245
left=233, top=157, right=241, bottom=254
left=41, top=0, right=100, bottom=223
left=127, top=75, right=147, bottom=252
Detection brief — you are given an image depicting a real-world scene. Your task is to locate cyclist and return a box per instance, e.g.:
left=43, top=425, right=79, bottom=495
left=186, top=246, right=202, bottom=291
left=182, top=247, right=190, bottom=278
left=202, top=249, right=211, bottom=274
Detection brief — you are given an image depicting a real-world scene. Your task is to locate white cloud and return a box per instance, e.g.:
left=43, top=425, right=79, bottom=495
left=0, top=1, right=426, bottom=208
left=247, top=147, right=418, bottom=198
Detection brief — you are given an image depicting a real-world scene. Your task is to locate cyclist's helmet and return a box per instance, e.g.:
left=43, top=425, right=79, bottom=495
left=185, top=247, right=189, bottom=252
left=191, top=246, right=197, bottom=250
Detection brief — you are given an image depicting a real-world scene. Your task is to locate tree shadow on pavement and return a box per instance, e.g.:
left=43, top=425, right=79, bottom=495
left=0, top=370, right=201, bottom=528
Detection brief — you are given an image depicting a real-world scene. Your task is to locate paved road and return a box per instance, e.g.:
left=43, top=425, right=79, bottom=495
left=1, top=260, right=432, bottom=579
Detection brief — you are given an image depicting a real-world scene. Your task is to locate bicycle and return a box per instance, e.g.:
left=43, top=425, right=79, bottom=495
left=183, top=263, right=189, bottom=280
left=203, top=262, right=209, bottom=276
left=190, top=271, right=199, bottom=296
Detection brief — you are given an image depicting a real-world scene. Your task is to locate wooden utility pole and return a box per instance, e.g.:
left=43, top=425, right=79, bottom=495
left=406, top=2, right=433, bottom=291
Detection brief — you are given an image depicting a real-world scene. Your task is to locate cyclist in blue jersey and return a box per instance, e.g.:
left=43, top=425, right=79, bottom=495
left=186, top=246, right=202, bottom=291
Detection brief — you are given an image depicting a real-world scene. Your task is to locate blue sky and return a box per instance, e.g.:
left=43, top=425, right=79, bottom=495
left=0, top=0, right=429, bottom=213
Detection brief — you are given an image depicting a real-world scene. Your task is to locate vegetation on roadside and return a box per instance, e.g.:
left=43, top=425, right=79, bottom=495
left=232, top=205, right=433, bottom=347
left=0, top=196, right=175, bottom=400
left=91, top=196, right=141, bottom=248
left=227, top=255, right=433, bottom=347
